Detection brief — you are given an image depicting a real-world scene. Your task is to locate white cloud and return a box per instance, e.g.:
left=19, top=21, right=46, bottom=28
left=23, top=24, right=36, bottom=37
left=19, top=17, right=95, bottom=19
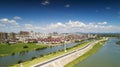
left=48, top=22, right=66, bottom=29
left=98, top=22, right=107, bottom=25
left=0, top=24, right=5, bottom=27
left=0, top=18, right=20, bottom=27
left=34, top=27, right=46, bottom=30
left=0, top=18, right=21, bottom=32
left=66, top=20, right=86, bottom=28
left=41, top=0, right=50, bottom=5
left=9, top=20, right=18, bottom=25
left=0, top=18, right=9, bottom=23
left=24, top=20, right=120, bottom=33
left=65, top=4, right=70, bottom=8
left=25, top=20, right=86, bottom=31
left=25, top=24, right=46, bottom=30
left=87, top=23, right=97, bottom=28
left=25, top=24, right=34, bottom=30
left=0, top=19, right=119, bottom=33
left=13, top=16, right=22, bottom=20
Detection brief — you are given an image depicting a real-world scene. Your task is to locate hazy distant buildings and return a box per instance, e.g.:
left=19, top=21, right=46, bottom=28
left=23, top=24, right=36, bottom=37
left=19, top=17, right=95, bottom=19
left=0, top=32, right=17, bottom=43
left=0, top=31, right=97, bottom=44
left=8, top=32, right=16, bottom=40
left=0, top=32, right=8, bottom=42
left=19, top=31, right=29, bottom=36
left=16, top=31, right=29, bottom=43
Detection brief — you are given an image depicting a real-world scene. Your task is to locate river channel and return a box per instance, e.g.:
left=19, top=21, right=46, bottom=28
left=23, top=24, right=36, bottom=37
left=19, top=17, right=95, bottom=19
left=0, top=42, right=80, bottom=66
left=75, top=38, right=120, bottom=67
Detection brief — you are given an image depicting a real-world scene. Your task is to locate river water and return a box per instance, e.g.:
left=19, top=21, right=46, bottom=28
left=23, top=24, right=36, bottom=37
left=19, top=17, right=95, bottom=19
left=0, top=42, right=81, bottom=66
left=74, top=38, right=120, bottom=67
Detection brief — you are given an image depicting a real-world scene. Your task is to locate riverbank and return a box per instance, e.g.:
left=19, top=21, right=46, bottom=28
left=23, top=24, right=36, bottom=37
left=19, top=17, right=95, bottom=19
left=0, top=43, right=48, bottom=56
left=11, top=42, right=90, bottom=67
left=65, top=40, right=107, bottom=67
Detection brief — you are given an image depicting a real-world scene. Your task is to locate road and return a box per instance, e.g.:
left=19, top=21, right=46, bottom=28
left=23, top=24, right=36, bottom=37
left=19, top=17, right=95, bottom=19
left=31, top=38, right=106, bottom=67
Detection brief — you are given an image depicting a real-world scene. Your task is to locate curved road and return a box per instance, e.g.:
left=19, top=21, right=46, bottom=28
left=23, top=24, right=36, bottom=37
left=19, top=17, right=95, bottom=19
left=31, top=38, right=106, bottom=67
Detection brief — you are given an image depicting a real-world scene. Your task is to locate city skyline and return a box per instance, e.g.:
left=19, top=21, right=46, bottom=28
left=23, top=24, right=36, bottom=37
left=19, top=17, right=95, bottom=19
left=0, top=0, right=120, bottom=33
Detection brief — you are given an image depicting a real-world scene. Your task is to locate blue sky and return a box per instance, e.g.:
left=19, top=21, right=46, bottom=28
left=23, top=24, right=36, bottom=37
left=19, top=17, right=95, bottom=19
left=0, top=0, right=120, bottom=33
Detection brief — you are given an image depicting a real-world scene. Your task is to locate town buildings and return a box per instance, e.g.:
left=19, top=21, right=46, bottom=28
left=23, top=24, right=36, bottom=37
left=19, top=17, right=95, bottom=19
left=0, top=31, right=97, bottom=44
left=0, top=32, right=8, bottom=42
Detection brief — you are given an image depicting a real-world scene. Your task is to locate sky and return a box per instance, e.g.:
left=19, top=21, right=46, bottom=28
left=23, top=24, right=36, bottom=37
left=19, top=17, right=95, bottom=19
left=0, top=0, right=120, bottom=33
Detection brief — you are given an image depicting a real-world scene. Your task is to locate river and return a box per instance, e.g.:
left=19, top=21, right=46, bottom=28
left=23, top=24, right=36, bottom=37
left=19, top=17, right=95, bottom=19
left=0, top=42, right=81, bottom=66
left=74, top=38, right=120, bottom=67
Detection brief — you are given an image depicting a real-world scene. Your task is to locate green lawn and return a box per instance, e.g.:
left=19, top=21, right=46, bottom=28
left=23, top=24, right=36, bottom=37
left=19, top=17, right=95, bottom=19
left=11, top=42, right=91, bottom=67
left=65, top=40, right=106, bottom=67
left=0, top=43, right=47, bottom=56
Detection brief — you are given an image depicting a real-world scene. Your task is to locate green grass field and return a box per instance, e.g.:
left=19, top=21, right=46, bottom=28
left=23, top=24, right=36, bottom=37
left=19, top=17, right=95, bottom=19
left=65, top=40, right=106, bottom=67
left=0, top=43, right=47, bottom=56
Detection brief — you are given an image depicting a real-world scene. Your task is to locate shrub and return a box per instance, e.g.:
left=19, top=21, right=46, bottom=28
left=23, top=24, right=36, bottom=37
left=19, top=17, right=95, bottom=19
left=20, top=50, right=26, bottom=54
left=75, top=40, right=80, bottom=43
left=35, top=47, right=46, bottom=51
left=18, top=60, right=23, bottom=64
left=40, top=55, right=44, bottom=57
left=31, top=57, right=36, bottom=60
left=23, top=45, right=28, bottom=48
left=35, top=48, right=41, bottom=51
left=11, top=52, right=15, bottom=56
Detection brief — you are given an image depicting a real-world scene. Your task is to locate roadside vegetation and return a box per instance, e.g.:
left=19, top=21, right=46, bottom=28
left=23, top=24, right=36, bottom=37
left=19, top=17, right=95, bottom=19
left=11, top=41, right=91, bottom=67
left=116, top=41, right=120, bottom=45
left=0, top=43, right=47, bottom=56
left=96, top=33, right=120, bottom=37
left=65, top=40, right=106, bottom=67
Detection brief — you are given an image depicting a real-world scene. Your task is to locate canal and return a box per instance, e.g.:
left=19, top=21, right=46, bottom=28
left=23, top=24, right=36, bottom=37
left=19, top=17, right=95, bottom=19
left=74, top=38, right=120, bottom=67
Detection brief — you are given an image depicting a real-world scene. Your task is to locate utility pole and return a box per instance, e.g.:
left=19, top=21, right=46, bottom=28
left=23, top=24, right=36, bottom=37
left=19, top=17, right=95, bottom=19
left=64, top=41, right=67, bottom=52
left=63, top=34, right=67, bottom=52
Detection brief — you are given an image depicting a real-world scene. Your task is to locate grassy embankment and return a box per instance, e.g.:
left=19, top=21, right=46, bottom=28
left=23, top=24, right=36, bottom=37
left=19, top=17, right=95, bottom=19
left=12, top=41, right=91, bottom=67
left=65, top=40, right=107, bottom=67
left=0, top=43, right=47, bottom=56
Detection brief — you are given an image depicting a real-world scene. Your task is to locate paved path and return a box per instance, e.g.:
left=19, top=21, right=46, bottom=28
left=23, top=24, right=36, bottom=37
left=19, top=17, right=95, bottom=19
left=31, top=39, right=106, bottom=67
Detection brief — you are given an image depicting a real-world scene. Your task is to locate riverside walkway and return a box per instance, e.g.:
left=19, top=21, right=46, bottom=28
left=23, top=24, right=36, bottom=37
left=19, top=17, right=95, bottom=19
left=31, top=38, right=107, bottom=67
